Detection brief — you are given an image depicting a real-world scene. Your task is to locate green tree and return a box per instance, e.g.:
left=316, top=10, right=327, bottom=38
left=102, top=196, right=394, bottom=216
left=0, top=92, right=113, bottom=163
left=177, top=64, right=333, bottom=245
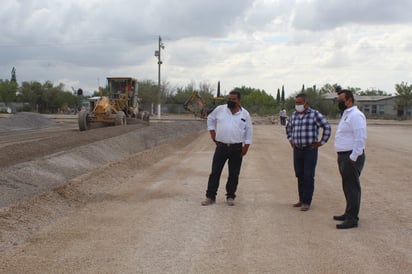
left=137, top=79, right=160, bottom=104
left=16, top=81, right=80, bottom=113
left=284, top=85, right=337, bottom=117
left=303, top=86, right=332, bottom=116
left=164, top=81, right=215, bottom=105
left=232, top=86, right=254, bottom=98
left=170, top=87, right=194, bottom=104
left=394, top=82, right=412, bottom=119
left=233, top=86, right=276, bottom=115
left=0, top=79, right=18, bottom=104
left=276, top=88, right=280, bottom=104
left=319, top=83, right=341, bottom=94
left=17, top=81, right=41, bottom=110
left=358, top=88, right=391, bottom=96
left=347, top=86, right=362, bottom=95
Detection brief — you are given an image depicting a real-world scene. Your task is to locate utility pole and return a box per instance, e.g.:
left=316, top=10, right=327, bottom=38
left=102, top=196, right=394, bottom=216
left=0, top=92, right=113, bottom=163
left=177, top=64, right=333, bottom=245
left=154, top=36, right=165, bottom=119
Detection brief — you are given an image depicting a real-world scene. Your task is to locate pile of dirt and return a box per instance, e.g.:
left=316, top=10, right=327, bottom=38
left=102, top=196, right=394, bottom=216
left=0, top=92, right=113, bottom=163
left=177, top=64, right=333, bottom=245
left=0, top=112, right=57, bottom=132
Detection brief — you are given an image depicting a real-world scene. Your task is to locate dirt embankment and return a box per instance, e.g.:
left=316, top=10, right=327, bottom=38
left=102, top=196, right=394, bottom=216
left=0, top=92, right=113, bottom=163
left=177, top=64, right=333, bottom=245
left=0, top=113, right=207, bottom=207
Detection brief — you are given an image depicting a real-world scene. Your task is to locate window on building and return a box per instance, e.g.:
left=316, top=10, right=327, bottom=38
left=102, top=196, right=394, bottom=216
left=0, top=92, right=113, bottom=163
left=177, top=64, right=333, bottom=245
left=364, top=104, right=370, bottom=113
left=379, top=105, right=385, bottom=115
left=371, top=105, right=377, bottom=114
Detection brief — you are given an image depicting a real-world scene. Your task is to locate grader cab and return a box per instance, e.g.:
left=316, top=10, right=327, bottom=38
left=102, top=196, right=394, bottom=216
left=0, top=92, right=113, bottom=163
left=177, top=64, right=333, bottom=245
left=78, top=77, right=150, bottom=131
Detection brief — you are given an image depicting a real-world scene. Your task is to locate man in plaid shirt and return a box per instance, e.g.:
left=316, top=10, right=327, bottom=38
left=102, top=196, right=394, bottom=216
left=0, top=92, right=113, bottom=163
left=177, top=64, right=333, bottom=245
left=286, top=93, right=331, bottom=211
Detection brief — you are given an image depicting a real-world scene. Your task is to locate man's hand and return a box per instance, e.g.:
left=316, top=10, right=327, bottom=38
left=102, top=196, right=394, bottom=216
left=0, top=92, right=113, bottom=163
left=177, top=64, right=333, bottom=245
left=209, top=130, right=216, bottom=143
left=312, top=142, right=322, bottom=149
left=241, top=144, right=250, bottom=157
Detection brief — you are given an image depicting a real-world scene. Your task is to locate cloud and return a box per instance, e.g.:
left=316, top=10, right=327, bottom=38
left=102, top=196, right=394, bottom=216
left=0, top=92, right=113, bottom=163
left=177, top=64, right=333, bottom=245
left=1, top=0, right=411, bottom=96
left=292, top=0, right=412, bottom=31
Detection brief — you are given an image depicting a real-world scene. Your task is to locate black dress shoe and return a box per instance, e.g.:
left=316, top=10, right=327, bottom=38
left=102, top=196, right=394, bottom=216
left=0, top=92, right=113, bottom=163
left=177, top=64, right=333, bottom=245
left=336, top=220, right=358, bottom=229
left=333, top=214, right=346, bottom=221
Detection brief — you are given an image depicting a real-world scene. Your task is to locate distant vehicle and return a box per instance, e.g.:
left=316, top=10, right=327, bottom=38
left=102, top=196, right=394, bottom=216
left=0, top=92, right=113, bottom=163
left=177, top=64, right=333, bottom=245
left=78, top=77, right=150, bottom=131
left=183, top=81, right=225, bottom=119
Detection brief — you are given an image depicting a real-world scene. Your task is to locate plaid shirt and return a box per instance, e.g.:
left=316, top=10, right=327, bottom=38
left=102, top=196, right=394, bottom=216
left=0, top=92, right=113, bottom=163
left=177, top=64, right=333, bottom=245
left=286, top=108, right=331, bottom=147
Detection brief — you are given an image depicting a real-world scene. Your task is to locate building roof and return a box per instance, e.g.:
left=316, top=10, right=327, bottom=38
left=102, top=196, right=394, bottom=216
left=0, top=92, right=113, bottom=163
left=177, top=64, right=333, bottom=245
left=322, top=93, right=397, bottom=102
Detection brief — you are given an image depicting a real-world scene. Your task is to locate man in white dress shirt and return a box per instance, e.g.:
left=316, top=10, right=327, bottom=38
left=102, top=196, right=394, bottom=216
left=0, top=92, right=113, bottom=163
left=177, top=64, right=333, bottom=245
left=334, top=88, right=367, bottom=229
left=201, top=90, right=253, bottom=206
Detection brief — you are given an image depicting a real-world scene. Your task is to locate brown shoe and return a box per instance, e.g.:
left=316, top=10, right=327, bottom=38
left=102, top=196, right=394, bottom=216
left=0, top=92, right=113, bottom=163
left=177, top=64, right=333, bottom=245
left=201, top=198, right=215, bottom=206
left=300, top=204, right=310, bottom=211
left=293, top=201, right=302, bottom=207
left=226, top=198, right=235, bottom=206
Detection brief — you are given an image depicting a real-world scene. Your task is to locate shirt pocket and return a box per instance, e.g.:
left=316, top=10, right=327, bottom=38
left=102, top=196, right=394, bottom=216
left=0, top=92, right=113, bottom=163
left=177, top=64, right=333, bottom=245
left=235, top=116, right=246, bottom=134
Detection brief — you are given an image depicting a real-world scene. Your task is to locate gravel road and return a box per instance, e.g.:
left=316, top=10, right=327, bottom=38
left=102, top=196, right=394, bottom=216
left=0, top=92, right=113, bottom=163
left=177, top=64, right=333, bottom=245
left=0, top=114, right=411, bottom=273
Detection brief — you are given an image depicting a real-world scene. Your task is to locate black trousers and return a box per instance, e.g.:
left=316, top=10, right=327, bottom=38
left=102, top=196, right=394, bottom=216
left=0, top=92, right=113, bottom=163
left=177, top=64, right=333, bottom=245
left=206, top=143, right=243, bottom=200
left=337, top=151, right=365, bottom=222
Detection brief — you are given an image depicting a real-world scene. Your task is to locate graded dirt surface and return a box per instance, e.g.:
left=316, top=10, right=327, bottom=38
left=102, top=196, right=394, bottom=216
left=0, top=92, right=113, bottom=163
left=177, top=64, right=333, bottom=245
left=0, top=114, right=411, bottom=273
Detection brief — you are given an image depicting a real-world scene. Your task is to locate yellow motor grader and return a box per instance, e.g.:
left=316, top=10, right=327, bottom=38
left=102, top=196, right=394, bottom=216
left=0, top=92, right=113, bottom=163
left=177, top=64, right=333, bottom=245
left=78, top=77, right=150, bottom=131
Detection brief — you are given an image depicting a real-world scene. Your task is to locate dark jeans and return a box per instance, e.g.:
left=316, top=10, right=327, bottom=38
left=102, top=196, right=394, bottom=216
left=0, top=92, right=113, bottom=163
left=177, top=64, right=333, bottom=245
left=206, top=143, right=243, bottom=200
left=293, top=146, right=318, bottom=205
left=337, top=151, right=365, bottom=222
left=280, top=117, right=286, bottom=125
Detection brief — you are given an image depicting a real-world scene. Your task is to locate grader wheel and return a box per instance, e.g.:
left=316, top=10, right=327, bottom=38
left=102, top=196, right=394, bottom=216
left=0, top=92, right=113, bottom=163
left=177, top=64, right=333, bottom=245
left=143, top=111, right=150, bottom=122
left=136, top=111, right=150, bottom=122
left=115, top=111, right=127, bottom=126
left=78, top=110, right=91, bottom=131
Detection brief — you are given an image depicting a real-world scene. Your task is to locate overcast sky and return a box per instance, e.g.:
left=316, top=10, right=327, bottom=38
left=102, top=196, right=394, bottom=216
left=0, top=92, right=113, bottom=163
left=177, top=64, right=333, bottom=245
left=1, top=0, right=412, bottom=97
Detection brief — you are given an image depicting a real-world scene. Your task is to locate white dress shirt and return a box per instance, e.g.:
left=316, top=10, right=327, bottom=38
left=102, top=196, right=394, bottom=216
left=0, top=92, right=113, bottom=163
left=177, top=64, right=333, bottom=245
left=207, top=104, right=253, bottom=144
left=334, top=106, right=367, bottom=161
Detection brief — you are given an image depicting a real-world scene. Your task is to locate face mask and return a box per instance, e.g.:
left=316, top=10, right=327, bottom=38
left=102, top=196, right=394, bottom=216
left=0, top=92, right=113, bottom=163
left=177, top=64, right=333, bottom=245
left=295, top=104, right=305, bottom=113
left=338, top=100, right=347, bottom=111
left=227, top=100, right=237, bottom=109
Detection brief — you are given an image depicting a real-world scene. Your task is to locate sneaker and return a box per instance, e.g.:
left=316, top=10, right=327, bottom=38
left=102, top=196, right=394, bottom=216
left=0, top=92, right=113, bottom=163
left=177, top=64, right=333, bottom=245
left=201, top=198, right=215, bottom=206
left=226, top=198, right=235, bottom=206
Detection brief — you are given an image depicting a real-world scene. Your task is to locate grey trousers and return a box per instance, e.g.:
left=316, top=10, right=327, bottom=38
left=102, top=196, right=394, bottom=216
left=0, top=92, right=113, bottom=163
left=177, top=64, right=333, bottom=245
left=337, top=151, right=365, bottom=222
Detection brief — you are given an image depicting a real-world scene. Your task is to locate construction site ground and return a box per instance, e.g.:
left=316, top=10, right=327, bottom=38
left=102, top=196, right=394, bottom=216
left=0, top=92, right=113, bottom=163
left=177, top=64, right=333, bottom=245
left=0, top=113, right=411, bottom=273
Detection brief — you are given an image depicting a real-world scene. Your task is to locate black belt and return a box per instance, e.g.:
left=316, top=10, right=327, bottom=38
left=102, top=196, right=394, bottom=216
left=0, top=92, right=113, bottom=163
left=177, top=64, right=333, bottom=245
left=216, top=141, right=242, bottom=147
left=337, top=150, right=352, bottom=155
left=294, top=145, right=313, bottom=150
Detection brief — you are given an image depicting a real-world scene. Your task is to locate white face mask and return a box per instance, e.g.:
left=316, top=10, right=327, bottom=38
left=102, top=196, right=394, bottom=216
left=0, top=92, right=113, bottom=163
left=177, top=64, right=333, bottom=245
left=295, top=104, right=305, bottom=113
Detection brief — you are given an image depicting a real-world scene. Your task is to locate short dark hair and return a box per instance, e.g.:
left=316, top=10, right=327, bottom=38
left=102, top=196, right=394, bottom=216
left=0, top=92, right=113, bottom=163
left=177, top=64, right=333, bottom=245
left=335, top=85, right=342, bottom=94
left=339, top=89, right=355, bottom=102
left=295, top=93, right=308, bottom=103
left=229, top=90, right=241, bottom=100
